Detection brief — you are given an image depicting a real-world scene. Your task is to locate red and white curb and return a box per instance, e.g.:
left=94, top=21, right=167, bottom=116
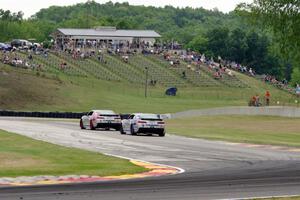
left=0, top=160, right=184, bottom=187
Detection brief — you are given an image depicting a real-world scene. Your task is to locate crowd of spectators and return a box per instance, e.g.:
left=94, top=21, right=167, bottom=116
left=161, top=51, right=235, bottom=80
left=159, top=49, right=300, bottom=97
left=2, top=38, right=299, bottom=97
left=0, top=50, right=42, bottom=70
left=57, top=38, right=159, bottom=52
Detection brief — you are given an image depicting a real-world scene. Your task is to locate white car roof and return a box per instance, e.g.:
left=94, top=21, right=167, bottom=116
left=133, top=113, right=161, bottom=119
left=132, top=113, right=157, bottom=115
left=93, top=110, right=116, bottom=114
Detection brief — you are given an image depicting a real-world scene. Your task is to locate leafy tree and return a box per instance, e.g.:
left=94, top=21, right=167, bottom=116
left=227, top=28, right=248, bottom=63
left=291, top=68, right=300, bottom=86
left=236, top=0, right=300, bottom=81
left=0, top=9, right=23, bottom=21
left=186, top=35, right=208, bottom=53
left=205, top=27, right=230, bottom=58
left=116, top=19, right=133, bottom=29
left=187, top=27, right=283, bottom=76
left=237, top=1, right=300, bottom=57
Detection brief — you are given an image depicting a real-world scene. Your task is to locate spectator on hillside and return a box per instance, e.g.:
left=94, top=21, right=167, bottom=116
left=98, top=54, right=104, bottom=63
left=195, top=65, right=201, bottom=75
left=200, top=54, right=206, bottom=63
left=80, top=53, right=85, bottom=59
left=122, top=55, right=129, bottom=63
left=225, top=68, right=234, bottom=77
left=217, top=55, right=222, bottom=63
left=182, top=71, right=186, bottom=79
left=265, top=91, right=271, bottom=106
left=3, top=55, right=9, bottom=64
left=150, top=80, right=157, bottom=86
left=249, top=95, right=256, bottom=106
left=255, top=94, right=260, bottom=107
left=24, top=61, right=31, bottom=68
left=296, top=84, right=300, bottom=97
left=282, top=78, right=288, bottom=86
left=60, top=62, right=67, bottom=70
left=43, top=51, right=48, bottom=58
left=37, top=64, right=43, bottom=71
left=11, top=58, right=23, bottom=67
left=214, top=71, right=221, bottom=79
left=249, top=68, right=255, bottom=76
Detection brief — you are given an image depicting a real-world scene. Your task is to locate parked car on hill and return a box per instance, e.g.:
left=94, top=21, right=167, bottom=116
left=120, top=113, right=165, bottom=137
left=0, top=43, right=12, bottom=51
left=11, top=39, right=32, bottom=49
left=80, top=110, right=122, bottom=131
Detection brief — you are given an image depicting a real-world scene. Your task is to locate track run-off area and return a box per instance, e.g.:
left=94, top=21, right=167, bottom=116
left=0, top=117, right=300, bottom=200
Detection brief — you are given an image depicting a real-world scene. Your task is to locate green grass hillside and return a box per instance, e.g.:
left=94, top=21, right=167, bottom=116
left=0, top=54, right=298, bottom=113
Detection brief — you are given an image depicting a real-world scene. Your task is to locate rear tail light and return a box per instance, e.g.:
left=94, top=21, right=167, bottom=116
left=137, top=120, right=147, bottom=124
left=158, top=121, right=165, bottom=125
left=115, top=117, right=121, bottom=120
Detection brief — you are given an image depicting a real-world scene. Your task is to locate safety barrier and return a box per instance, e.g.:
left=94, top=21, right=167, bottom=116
left=0, top=110, right=85, bottom=119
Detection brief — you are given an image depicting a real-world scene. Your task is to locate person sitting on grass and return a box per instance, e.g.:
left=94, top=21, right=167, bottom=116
left=60, top=62, right=67, bottom=70
left=28, top=54, right=33, bottom=60
left=249, top=96, right=256, bottom=106
left=214, top=71, right=221, bottom=79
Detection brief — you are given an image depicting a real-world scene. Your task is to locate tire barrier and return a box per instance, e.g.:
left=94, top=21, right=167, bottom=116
left=0, top=110, right=85, bottom=119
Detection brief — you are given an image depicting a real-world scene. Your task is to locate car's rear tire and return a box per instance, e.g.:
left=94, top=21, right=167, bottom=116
left=90, top=120, right=96, bottom=130
left=130, top=125, right=137, bottom=135
left=159, top=130, right=165, bottom=137
left=80, top=119, right=85, bottom=129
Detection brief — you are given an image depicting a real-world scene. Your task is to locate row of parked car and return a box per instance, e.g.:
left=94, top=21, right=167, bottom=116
left=80, top=110, right=166, bottom=137
left=0, top=39, right=41, bottom=51
left=0, top=42, right=12, bottom=51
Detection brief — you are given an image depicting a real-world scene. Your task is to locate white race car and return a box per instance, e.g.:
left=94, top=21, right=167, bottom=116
left=120, top=113, right=165, bottom=137
left=80, top=110, right=122, bottom=131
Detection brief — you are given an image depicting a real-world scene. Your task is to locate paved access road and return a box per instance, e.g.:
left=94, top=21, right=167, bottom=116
left=0, top=117, right=300, bottom=200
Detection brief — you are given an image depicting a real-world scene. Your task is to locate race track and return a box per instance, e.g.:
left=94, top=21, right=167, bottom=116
left=0, top=117, right=300, bottom=200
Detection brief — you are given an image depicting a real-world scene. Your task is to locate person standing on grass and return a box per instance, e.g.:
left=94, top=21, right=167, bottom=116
left=265, top=91, right=271, bottom=106
left=251, top=95, right=256, bottom=106
left=255, top=94, right=260, bottom=107
left=296, top=84, right=300, bottom=98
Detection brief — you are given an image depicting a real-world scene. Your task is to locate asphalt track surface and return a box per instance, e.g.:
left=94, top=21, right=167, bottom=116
left=0, top=117, right=300, bottom=200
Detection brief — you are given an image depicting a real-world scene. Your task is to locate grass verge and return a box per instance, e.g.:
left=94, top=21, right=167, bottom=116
left=0, top=129, right=147, bottom=177
left=166, top=115, right=300, bottom=147
left=0, top=64, right=299, bottom=113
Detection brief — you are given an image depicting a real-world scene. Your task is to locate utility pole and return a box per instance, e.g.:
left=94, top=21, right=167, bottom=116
left=145, top=67, right=148, bottom=98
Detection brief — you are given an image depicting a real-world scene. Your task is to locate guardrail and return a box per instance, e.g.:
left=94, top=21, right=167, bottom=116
left=0, top=110, right=85, bottom=119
